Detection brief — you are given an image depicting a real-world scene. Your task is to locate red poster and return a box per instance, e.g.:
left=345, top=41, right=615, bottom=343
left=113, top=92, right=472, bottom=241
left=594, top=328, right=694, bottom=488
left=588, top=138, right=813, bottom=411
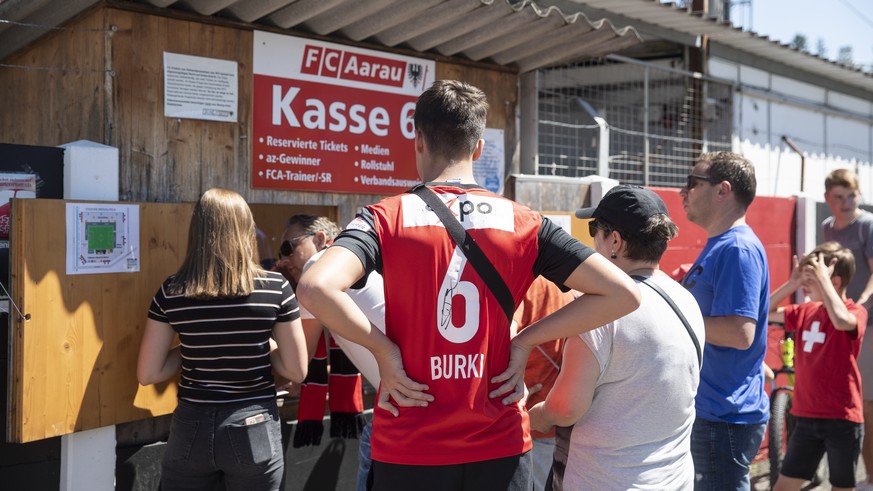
left=0, top=173, right=36, bottom=240
left=252, top=32, right=434, bottom=194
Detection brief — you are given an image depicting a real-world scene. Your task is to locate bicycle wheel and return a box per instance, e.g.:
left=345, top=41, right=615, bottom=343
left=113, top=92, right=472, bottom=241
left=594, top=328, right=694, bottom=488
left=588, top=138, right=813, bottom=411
left=769, top=390, right=793, bottom=486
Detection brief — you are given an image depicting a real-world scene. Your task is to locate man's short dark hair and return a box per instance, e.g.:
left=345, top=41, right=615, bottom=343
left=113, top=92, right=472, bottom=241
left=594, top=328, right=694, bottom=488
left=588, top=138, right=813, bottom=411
left=698, top=151, right=757, bottom=209
left=414, top=80, right=488, bottom=161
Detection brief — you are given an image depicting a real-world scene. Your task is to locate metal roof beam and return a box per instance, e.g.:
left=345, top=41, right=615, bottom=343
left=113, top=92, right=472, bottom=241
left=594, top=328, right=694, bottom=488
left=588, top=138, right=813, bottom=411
left=0, top=0, right=99, bottom=61
left=709, top=43, right=873, bottom=102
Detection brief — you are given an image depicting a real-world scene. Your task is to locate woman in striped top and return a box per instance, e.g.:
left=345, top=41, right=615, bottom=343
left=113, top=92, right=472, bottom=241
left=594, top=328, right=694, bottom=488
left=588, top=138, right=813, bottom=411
left=137, top=188, right=308, bottom=491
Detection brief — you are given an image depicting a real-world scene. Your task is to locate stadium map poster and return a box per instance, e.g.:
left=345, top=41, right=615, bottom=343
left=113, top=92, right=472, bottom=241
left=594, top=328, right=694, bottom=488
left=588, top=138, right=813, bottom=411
left=65, top=203, right=140, bottom=275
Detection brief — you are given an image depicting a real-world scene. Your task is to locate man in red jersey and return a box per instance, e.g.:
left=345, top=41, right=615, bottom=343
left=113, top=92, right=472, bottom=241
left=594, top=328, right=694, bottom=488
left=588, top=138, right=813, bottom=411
left=297, top=80, right=640, bottom=490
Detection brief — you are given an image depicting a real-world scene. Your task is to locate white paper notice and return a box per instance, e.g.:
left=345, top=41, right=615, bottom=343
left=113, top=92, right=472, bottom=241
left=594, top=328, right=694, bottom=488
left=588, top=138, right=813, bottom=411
left=66, top=203, right=140, bottom=275
left=474, top=128, right=505, bottom=195
left=164, top=52, right=238, bottom=122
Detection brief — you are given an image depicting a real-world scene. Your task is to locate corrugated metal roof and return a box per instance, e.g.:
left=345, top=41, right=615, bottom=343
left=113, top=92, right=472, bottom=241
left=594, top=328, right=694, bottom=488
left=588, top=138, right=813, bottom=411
left=563, top=0, right=873, bottom=95
left=0, top=0, right=643, bottom=72
left=4, top=0, right=867, bottom=94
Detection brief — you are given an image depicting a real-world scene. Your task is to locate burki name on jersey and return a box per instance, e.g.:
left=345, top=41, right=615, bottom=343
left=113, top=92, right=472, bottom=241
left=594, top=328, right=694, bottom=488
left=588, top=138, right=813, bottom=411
left=430, top=353, right=483, bottom=380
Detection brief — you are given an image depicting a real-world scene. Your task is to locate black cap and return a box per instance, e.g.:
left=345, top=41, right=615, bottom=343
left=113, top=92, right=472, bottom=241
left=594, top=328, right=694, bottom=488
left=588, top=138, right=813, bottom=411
left=575, top=185, right=669, bottom=237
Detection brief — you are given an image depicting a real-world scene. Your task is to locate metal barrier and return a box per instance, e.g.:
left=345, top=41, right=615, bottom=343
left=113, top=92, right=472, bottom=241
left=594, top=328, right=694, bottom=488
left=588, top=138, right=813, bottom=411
left=535, top=55, right=734, bottom=188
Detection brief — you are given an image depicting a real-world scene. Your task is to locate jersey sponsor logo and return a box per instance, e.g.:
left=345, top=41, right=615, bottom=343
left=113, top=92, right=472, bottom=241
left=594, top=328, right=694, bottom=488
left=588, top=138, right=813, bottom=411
left=430, top=353, right=483, bottom=380
left=400, top=193, right=514, bottom=232
left=345, top=216, right=372, bottom=233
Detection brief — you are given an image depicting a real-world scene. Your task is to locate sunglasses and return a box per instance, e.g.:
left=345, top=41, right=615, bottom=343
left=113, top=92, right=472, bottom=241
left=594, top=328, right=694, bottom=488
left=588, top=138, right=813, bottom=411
left=279, top=233, right=314, bottom=257
left=587, top=219, right=612, bottom=238
left=685, top=174, right=721, bottom=190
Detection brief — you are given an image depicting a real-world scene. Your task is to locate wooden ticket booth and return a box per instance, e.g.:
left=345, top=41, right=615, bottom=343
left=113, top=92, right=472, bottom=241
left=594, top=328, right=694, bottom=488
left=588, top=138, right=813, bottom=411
left=7, top=199, right=336, bottom=443
left=0, top=1, right=642, bottom=489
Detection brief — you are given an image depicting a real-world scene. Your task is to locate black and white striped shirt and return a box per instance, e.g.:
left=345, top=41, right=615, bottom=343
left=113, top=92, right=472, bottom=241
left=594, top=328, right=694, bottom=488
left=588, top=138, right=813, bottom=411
left=147, top=271, right=300, bottom=404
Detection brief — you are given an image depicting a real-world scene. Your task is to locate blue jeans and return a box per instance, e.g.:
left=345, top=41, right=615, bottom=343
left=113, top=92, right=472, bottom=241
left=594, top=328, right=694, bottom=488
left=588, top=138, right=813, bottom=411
left=531, top=437, right=555, bottom=491
left=357, top=420, right=373, bottom=491
left=691, top=418, right=766, bottom=491
left=161, top=399, right=284, bottom=491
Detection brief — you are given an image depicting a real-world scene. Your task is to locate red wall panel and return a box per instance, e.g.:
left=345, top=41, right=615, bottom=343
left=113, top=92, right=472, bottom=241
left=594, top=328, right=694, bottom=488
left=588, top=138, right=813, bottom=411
left=650, top=186, right=795, bottom=293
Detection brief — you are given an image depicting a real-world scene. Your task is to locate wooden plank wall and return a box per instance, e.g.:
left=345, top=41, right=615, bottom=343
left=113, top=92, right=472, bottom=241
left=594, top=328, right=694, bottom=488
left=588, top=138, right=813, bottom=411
left=109, top=10, right=253, bottom=204
left=0, top=6, right=518, bottom=228
left=0, top=8, right=106, bottom=146
left=9, top=198, right=332, bottom=442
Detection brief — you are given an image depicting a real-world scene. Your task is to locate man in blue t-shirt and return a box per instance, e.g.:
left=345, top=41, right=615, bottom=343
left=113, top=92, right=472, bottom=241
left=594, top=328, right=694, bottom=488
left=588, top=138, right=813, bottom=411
left=680, top=151, right=770, bottom=491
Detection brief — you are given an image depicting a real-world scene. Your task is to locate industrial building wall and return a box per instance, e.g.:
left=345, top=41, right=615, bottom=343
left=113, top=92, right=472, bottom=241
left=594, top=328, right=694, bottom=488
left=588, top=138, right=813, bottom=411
left=709, top=57, right=873, bottom=199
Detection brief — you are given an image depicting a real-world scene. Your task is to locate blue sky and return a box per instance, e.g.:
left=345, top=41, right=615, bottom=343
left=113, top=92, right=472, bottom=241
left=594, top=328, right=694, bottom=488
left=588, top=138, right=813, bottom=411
left=744, top=0, right=873, bottom=69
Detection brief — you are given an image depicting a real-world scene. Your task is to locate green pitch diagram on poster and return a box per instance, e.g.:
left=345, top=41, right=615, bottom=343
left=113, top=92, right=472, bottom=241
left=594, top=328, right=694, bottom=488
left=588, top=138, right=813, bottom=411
left=66, top=203, right=140, bottom=275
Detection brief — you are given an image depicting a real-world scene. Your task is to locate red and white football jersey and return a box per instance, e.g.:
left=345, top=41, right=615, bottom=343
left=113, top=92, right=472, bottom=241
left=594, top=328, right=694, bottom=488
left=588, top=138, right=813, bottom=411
left=784, top=300, right=867, bottom=423
left=368, top=184, right=542, bottom=465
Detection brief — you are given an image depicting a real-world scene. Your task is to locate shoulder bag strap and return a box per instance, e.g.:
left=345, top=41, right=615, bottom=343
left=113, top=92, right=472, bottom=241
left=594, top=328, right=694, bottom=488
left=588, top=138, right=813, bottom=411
left=411, top=184, right=515, bottom=322
left=631, top=275, right=702, bottom=368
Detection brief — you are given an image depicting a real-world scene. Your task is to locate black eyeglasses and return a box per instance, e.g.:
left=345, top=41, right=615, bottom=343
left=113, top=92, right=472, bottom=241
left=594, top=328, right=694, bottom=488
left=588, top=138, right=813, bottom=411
left=279, top=233, right=314, bottom=257
left=685, top=174, right=721, bottom=190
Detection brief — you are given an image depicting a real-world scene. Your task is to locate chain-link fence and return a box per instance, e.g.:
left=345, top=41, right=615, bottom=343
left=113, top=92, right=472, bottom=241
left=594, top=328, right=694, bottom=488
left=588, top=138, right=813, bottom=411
left=536, top=56, right=734, bottom=188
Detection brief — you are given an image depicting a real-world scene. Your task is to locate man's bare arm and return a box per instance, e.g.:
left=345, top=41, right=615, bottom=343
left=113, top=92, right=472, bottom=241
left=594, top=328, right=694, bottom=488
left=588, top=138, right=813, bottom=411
left=703, top=315, right=756, bottom=349
left=514, top=253, right=640, bottom=347
left=491, top=253, right=640, bottom=402
left=296, top=246, right=432, bottom=416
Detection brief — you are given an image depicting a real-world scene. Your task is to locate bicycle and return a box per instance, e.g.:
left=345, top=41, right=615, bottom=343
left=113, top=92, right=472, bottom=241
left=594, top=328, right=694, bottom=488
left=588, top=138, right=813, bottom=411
left=767, top=325, right=826, bottom=489
left=768, top=325, right=796, bottom=486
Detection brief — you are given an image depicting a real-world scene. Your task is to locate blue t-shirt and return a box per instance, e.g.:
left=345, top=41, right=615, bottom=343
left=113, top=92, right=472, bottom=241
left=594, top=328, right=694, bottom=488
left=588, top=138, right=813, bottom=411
left=682, top=225, right=770, bottom=424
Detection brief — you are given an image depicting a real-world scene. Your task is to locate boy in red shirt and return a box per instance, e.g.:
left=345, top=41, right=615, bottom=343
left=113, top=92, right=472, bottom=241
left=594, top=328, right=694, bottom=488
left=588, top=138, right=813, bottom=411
left=769, top=241, right=868, bottom=491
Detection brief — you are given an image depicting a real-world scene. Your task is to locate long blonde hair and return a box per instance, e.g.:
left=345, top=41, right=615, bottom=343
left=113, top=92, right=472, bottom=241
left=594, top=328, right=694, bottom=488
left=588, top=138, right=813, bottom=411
left=169, top=188, right=260, bottom=299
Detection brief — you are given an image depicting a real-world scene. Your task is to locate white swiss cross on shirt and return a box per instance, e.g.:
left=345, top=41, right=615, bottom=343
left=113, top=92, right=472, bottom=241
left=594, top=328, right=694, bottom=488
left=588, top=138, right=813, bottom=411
left=802, top=321, right=826, bottom=352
